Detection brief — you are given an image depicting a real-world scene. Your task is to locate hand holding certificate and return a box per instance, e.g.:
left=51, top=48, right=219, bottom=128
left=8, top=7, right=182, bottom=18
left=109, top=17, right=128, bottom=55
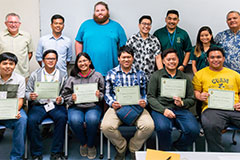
left=115, top=85, right=140, bottom=106
left=34, top=82, right=59, bottom=99
left=0, top=98, right=18, bottom=120
left=208, top=89, right=235, bottom=110
left=73, top=83, right=98, bottom=104
left=161, top=78, right=186, bottom=98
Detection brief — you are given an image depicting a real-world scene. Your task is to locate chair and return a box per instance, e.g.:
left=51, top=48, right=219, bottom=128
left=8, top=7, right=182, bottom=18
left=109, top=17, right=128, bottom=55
left=106, top=126, right=146, bottom=160
left=41, top=118, right=69, bottom=158
left=205, top=125, right=240, bottom=151
left=0, top=124, right=28, bottom=159
left=154, top=127, right=196, bottom=152
left=226, top=125, right=240, bottom=145
left=25, top=118, right=68, bottom=159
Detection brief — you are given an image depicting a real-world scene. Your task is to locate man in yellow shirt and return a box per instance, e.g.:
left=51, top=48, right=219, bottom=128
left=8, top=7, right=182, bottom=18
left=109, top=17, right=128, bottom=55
left=192, top=46, right=240, bottom=152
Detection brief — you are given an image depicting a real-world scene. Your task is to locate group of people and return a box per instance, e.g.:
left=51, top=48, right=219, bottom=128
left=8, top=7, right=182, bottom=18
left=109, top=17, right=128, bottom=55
left=0, top=1, right=239, bottom=160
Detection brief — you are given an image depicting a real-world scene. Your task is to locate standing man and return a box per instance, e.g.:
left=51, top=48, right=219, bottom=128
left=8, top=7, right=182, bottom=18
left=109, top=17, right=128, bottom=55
left=148, top=48, right=199, bottom=151
left=154, top=10, right=192, bottom=71
left=36, top=14, right=72, bottom=73
left=101, top=46, right=154, bottom=160
left=26, top=49, right=67, bottom=160
left=0, top=52, right=27, bottom=160
left=126, top=15, right=163, bottom=82
left=0, top=13, right=34, bottom=79
left=75, top=1, right=127, bottom=76
left=215, top=11, right=240, bottom=73
left=192, top=46, right=240, bottom=152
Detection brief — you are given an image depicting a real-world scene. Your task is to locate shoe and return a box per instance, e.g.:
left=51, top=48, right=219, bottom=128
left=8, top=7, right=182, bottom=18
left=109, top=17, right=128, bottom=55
left=80, top=145, right=87, bottom=157
left=114, top=149, right=126, bottom=160
left=87, top=146, right=97, bottom=159
left=32, top=155, right=43, bottom=160
left=50, top=152, right=65, bottom=160
left=130, top=151, right=136, bottom=160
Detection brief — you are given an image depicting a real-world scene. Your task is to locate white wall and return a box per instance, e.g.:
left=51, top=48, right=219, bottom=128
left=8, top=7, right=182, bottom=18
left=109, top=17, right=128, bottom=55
left=1, top=0, right=240, bottom=67
left=0, top=0, right=40, bottom=73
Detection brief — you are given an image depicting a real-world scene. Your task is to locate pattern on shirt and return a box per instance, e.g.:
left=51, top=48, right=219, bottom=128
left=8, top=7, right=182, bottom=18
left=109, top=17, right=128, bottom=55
left=215, top=29, right=240, bottom=73
left=126, top=32, right=161, bottom=81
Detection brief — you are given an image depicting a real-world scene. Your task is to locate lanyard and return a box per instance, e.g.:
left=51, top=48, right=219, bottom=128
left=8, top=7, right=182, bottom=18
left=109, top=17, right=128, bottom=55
left=43, top=69, right=57, bottom=82
left=168, top=29, right=176, bottom=47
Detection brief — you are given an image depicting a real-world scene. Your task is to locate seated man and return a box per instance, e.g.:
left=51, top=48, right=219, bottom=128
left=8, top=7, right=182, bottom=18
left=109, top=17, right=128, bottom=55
left=26, top=49, right=67, bottom=160
left=101, top=46, right=154, bottom=160
left=0, top=52, right=27, bottom=160
left=148, top=48, right=199, bottom=151
left=192, top=46, right=240, bottom=152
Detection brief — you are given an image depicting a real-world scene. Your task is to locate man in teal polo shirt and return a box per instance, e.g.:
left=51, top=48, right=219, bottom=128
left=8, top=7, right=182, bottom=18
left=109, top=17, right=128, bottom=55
left=154, top=10, right=192, bottom=71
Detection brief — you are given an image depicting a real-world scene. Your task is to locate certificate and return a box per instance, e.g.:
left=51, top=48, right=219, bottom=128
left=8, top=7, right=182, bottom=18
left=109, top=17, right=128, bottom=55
left=208, top=89, right=235, bottom=110
left=115, top=85, right=140, bottom=106
left=0, top=98, right=18, bottom=120
left=160, top=78, right=186, bottom=98
left=34, top=82, right=59, bottom=99
left=74, top=83, right=98, bottom=104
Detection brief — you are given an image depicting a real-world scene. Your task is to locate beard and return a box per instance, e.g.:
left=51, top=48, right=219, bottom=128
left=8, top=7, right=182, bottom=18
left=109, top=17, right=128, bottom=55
left=93, top=13, right=110, bottom=24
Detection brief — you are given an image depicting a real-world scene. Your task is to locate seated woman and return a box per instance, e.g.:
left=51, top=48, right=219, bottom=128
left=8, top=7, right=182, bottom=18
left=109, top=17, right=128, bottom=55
left=62, top=52, right=104, bottom=159
left=147, top=48, right=200, bottom=151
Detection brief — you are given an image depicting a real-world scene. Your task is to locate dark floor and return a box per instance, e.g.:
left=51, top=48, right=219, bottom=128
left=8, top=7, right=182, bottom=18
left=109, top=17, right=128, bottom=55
left=0, top=126, right=240, bottom=160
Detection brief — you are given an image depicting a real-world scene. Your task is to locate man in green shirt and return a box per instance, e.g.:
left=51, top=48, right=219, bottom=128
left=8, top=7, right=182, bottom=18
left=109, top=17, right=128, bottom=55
left=154, top=10, right=192, bottom=71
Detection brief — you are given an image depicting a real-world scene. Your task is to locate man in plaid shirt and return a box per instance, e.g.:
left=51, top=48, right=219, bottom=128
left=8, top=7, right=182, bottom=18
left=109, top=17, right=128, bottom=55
left=101, top=45, right=154, bottom=160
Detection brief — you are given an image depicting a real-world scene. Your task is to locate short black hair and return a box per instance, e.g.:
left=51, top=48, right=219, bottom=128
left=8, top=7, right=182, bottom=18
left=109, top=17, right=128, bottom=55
left=51, top=14, right=64, bottom=24
left=42, top=49, right=58, bottom=60
left=166, top=10, right=179, bottom=17
left=139, top=15, right=152, bottom=24
left=207, top=46, right=225, bottom=57
left=162, top=48, right=178, bottom=59
left=118, top=45, right=134, bottom=57
left=0, top=52, right=18, bottom=64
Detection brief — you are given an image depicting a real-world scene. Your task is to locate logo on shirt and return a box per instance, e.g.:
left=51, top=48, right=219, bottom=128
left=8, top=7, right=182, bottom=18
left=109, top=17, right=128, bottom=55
left=176, top=37, right=181, bottom=43
left=211, top=78, right=229, bottom=89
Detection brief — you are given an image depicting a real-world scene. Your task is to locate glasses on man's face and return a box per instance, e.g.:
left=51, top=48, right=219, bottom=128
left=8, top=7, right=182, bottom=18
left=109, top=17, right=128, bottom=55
left=141, top=22, right=151, bottom=26
left=7, top=21, right=20, bottom=25
left=44, top=58, right=56, bottom=61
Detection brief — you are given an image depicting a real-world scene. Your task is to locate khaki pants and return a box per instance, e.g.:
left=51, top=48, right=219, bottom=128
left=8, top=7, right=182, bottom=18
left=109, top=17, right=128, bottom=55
left=101, top=108, right=154, bottom=153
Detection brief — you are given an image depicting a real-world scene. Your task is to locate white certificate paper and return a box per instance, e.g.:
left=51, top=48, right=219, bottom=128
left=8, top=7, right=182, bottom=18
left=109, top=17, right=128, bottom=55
left=208, top=89, right=235, bottom=110
left=115, top=85, right=140, bottom=106
left=34, top=82, right=59, bottom=99
left=74, top=83, right=98, bottom=104
left=0, top=98, right=18, bottom=120
left=160, top=78, right=187, bottom=98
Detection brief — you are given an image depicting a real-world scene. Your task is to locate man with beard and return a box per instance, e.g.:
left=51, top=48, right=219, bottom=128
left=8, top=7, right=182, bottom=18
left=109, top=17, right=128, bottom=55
left=75, top=1, right=127, bottom=77
left=154, top=10, right=192, bottom=72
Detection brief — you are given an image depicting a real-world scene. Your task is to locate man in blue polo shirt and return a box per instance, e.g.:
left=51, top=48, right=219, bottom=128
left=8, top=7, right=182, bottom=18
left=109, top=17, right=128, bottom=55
left=75, top=1, right=127, bottom=76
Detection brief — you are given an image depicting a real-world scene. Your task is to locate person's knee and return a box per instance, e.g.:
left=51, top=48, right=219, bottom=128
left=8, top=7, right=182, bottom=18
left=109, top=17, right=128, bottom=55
left=101, top=120, right=115, bottom=134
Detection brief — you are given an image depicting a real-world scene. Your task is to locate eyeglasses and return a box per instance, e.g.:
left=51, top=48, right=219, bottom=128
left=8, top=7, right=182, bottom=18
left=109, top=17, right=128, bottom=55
left=141, top=22, right=151, bottom=26
left=7, top=21, right=20, bottom=25
left=44, top=58, right=56, bottom=61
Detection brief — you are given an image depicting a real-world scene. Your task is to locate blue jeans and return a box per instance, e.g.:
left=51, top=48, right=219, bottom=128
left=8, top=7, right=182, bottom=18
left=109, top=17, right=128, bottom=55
left=0, top=109, right=27, bottom=160
left=27, top=104, right=67, bottom=156
left=68, top=105, right=102, bottom=147
left=151, top=109, right=199, bottom=151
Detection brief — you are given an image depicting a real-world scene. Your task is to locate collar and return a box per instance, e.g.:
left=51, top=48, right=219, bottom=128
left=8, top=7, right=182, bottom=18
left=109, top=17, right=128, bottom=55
left=116, top=65, right=136, bottom=74
left=49, top=34, right=64, bottom=40
left=43, top=68, right=57, bottom=76
left=136, top=32, right=152, bottom=40
left=162, top=68, right=180, bottom=79
left=3, top=29, right=23, bottom=37
left=0, top=72, right=15, bottom=83
left=164, top=26, right=179, bottom=34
